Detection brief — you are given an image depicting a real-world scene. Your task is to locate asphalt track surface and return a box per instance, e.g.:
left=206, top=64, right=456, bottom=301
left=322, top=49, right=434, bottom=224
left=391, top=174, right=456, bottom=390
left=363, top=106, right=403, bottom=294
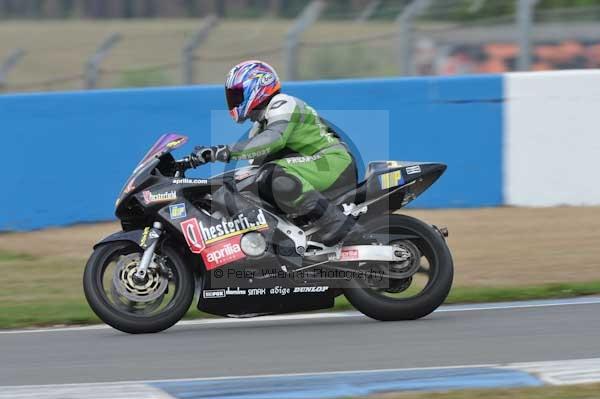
left=2, top=297, right=600, bottom=387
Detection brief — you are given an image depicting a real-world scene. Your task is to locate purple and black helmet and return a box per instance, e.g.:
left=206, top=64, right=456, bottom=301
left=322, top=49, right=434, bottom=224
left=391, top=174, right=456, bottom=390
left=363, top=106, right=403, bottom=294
left=225, top=60, right=281, bottom=123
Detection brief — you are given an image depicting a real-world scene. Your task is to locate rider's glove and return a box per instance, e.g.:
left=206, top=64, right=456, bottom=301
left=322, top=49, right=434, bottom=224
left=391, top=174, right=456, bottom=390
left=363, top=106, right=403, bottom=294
left=189, top=147, right=209, bottom=167
left=190, top=145, right=231, bottom=167
left=211, top=145, right=231, bottom=162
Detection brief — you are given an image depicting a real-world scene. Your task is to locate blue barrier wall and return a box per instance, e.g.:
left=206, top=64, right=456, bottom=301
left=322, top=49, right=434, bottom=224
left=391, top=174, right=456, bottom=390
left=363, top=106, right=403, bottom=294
left=0, top=75, right=502, bottom=230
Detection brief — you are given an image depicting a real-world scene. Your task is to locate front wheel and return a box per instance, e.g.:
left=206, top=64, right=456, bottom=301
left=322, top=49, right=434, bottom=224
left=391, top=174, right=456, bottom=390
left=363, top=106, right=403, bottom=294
left=343, top=214, right=453, bottom=321
left=83, top=241, right=195, bottom=334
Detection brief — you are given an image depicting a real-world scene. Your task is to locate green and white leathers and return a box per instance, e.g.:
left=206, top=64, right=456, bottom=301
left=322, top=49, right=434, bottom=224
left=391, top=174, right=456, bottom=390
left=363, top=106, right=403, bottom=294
left=229, top=93, right=354, bottom=198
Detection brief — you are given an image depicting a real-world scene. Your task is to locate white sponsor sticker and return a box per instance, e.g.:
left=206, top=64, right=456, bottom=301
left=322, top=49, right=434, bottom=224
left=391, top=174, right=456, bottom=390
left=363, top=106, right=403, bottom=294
left=248, top=288, right=266, bottom=296
left=285, top=154, right=322, bottom=164
left=142, top=190, right=176, bottom=204
left=172, top=179, right=208, bottom=184
left=270, top=286, right=291, bottom=296
left=293, top=286, right=329, bottom=293
left=406, top=165, right=422, bottom=175
left=202, top=289, right=226, bottom=299
left=225, top=287, right=247, bottom=296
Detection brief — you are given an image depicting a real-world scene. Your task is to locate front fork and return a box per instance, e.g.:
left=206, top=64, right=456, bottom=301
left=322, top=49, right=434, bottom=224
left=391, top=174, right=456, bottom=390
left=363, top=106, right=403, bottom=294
left=135, top=221, right=163, bottom=280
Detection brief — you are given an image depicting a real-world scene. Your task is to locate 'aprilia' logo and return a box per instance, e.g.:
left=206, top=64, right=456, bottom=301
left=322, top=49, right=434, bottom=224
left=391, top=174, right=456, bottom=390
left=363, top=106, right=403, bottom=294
left=202, top=236, right=246, bottom=269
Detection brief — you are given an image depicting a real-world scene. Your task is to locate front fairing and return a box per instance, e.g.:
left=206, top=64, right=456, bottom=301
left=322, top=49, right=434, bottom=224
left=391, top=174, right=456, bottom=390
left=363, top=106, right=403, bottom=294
left=115, top=134, right=188, bottom=209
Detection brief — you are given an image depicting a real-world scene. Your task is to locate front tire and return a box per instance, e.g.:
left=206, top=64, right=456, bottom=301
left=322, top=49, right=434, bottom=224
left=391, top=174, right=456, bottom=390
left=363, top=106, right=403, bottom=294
left=83, top=241, right=195, bottom=334
left=343, top=214, right=453, bottom=321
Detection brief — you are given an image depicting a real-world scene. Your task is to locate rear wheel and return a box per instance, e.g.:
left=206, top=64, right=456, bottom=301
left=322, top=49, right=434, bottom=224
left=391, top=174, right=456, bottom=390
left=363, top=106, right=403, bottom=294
left=343, top=214, right=453, bottom=321
left=83, top=241, right=194, bottom=334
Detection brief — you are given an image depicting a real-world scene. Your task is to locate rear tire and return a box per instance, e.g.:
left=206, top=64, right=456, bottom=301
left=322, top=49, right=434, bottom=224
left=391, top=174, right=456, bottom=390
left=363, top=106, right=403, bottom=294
left=83, top=242, right=195, bottom=334
left=343, top=214, right=453, bottom=321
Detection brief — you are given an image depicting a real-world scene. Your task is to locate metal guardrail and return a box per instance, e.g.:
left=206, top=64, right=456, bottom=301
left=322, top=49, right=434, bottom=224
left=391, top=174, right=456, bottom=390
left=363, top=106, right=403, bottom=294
left=284, top=0, right=326, bottom=81
left=396, top=0, right=432, bottom=76
left=517, top=0, right=539, bottom=71
left=2, top=1, right=600, bottom=92
left=0, top=49, right=25, bottom=89
left=182, top=15, right=219, bottom=85
left=84, top=33, right=122, bottom=89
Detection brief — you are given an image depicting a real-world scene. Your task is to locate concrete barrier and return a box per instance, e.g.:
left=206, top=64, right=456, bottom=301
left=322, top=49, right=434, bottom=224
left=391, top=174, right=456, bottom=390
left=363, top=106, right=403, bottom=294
left=505, top=70, right=600, bottom=206
left=0, top=73, right=508, bottom=230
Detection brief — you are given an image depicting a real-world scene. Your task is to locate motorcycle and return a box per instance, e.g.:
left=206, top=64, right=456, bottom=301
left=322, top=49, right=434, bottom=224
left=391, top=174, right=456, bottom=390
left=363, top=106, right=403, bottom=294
left=83, top=133, right=453, bottom=334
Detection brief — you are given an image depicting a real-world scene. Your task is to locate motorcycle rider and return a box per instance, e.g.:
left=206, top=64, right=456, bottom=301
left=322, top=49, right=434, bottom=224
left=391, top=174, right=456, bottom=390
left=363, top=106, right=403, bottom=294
left=191, top=60, right=360, bottom=247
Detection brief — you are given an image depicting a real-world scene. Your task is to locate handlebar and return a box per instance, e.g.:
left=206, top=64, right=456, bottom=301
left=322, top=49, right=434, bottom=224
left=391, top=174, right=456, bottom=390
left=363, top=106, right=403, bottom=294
left=174, top=156, right=239, bottom=206
left=174, top=157, right=195, bottom=176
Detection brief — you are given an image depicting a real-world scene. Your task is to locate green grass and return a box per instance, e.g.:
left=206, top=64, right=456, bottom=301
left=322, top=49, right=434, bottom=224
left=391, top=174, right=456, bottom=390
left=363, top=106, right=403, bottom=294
left=351, top=383, right=600, bottom=399
left=447, top=282, right=600, bottom=303
left=333, top=280, right=600, bottom=311
left=0, top=250, right=37, bottom=262
left=3, top=246, right=600, bottom=329
left=0, top=19, right=399, bottom=92
left=0, top=302, right=99, bottom=328
left=2, top=244, right=600, bottom=329
left=2, top=251, right=600, bottom=329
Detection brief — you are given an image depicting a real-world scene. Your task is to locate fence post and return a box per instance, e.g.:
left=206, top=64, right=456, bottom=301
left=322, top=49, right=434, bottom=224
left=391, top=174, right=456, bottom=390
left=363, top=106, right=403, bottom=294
left=284, top=0, right=326, bottom=81
left=396, top=0, right=431, bottom=76
left=516, top=0, right=539, bottom=71
left=0, top=49, right=26, bottom=90
left=355, top=0, right=380, bottom=23
left=182, top=14, right=219, bottom=85
left=84, top=33, right=122, bottom=89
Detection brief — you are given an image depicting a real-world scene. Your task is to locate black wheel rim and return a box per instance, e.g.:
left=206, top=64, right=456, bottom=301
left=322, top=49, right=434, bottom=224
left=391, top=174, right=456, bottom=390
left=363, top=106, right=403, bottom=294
left=95, top=245, right=183, bottom=319
left=358, top=223, right=439, bottom=302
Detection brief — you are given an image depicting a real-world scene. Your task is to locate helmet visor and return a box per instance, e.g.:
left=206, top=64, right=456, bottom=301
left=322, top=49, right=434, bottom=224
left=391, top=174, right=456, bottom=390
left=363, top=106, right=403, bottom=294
left=226, top=87, right=244, bottom=111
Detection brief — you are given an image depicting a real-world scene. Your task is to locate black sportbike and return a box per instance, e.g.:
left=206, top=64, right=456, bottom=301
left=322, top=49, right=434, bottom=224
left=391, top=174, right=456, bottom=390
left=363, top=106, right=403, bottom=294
left=84, top=134, right=453, bottom=333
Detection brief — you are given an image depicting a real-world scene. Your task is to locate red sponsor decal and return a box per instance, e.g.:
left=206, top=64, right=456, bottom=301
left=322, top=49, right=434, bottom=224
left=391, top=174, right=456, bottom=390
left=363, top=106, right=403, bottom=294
left=201, top=235, right=246, bottom=270
left=340, top=247, right=359, bottom=261
left=180, top=218, right=205, bottom=254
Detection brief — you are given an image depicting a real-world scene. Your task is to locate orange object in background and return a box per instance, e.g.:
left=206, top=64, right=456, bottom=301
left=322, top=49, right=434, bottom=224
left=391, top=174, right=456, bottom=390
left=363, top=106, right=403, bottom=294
left=532, top=62, right=553, bottom=71
left=484, top=43, right=519, bottom=59
left=439, top=39, right=600, bottom=76
left=477, top=58, right=508, bottom=73
left=535, top=45, right=560, bottom=62
left=561, top=40, right=585, bottom=58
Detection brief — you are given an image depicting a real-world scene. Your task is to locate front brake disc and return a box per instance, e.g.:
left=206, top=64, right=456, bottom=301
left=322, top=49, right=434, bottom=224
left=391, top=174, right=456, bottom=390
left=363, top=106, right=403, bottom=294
left=112, top=254, right=168, bottom=303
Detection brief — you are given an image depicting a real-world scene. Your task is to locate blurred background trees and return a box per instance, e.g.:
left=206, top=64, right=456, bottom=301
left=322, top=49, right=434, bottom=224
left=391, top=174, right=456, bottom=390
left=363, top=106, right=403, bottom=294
left=1, top=0, right=599, bottom=20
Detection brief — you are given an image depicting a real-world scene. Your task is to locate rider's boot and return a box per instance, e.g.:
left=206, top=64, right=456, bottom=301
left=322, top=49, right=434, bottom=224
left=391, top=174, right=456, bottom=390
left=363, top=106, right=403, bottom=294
left=269, top=171, right=367, bottom=247
left=298, top=191, right=364, bottom=247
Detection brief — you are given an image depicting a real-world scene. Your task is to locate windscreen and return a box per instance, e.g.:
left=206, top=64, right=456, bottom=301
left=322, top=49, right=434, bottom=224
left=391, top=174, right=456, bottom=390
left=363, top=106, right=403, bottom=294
left=137, top=133, right=188, bottom=169
left=116, top=133, right=188, bottom=208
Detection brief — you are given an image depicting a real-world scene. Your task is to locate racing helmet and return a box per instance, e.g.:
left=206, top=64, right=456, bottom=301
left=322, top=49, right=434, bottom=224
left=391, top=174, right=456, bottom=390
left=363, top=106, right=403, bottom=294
left=225, top=60, right=281, bottom=123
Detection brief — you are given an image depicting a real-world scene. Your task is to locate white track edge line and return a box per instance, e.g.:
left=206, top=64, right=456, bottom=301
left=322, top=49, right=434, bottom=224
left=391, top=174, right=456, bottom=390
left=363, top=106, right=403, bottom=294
left=0, top=362, right=502, bottom=388
left=2, top=296, right=600, bottom=335
left=7, top=357, right=600, bottom=389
